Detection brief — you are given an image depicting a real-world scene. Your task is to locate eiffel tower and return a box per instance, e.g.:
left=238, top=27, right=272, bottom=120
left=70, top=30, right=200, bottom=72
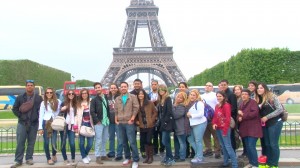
left=101, top=0, right=186, bottom=87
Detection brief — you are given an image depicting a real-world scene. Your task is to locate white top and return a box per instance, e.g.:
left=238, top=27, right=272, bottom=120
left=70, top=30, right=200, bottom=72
left=201, top=91, right=218, bottom=109
left=188, top=101, right=207, bottom=126
left=66, top=107, right=75, bottom=130
left=38, top=100, right=61, bottom=130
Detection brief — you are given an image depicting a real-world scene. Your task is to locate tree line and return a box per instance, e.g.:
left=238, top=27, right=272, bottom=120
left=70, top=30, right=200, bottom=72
left=188, top=48, right=300, bottom=86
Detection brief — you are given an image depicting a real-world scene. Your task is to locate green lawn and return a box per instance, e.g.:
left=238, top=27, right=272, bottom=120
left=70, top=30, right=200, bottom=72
left=0, top=111, right=17, bottom=119
left=284, top=104, right=300, bottom=113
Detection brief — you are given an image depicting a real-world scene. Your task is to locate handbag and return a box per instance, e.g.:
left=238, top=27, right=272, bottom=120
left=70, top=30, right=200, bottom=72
left=79, top=125, right=95, bottom=137
left=51, top=116, right=66, bottom=131
left=19, top=94, right=35, bottom=113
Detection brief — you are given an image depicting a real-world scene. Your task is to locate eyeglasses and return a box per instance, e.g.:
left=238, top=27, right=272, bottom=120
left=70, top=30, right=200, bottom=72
left=26, top=80, right=34, bottom=83
left=46, top=92, right=53, bottom=94
left=82, top=92, right=88, bottom=95
left=68, top=93, right=75, bottom=96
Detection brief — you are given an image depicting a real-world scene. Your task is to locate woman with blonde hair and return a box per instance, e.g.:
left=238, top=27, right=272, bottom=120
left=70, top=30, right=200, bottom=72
left=172, top=92, right=190, bottom=162
left=157, top=84, right=175, bottom=166
left=257, top=83, right=283, bottom=168
left=186, top=89, right=207, bottom=164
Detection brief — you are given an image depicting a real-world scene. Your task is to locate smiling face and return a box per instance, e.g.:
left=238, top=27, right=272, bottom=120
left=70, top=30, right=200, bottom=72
left=138, top=90, right=145, bottom=100
left=45, top=89, right=54, bottom=99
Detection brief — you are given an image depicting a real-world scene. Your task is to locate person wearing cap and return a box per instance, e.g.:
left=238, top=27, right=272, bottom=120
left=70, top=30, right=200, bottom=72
left=11, top=80, right=43, bottom=168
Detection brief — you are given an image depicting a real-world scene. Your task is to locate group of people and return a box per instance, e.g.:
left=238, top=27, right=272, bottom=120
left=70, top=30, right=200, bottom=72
left=10, top=79, right=284, bottom=168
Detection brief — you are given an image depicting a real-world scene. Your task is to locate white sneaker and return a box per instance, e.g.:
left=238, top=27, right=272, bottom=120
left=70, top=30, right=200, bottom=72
left=86, top=155, right=91, bottom=161
left=132, top=162, right=138, bottom=168
left=122, top=159, right=132, bottom=166
left=82, top=157, right=89, bottom=164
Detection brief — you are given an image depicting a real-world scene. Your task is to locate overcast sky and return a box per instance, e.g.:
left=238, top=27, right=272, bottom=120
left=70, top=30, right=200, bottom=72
left=0, top=0, right=299, bottom=84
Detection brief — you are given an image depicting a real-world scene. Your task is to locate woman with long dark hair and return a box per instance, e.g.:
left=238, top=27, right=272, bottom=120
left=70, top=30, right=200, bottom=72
left=136, top=89, right=157, bottom=164
left=38, top=87, right=61, bottom=165
left=257, top=83, right=283, bottom=168
left=212, top=91, right=238, bottom=168
left=60, top=90, right=77, bottom=165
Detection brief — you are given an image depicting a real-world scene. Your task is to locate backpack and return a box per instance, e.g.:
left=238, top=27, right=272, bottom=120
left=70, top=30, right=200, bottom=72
left=195, top=101, right=215, bottom=122
left=266, top=100, right=288, bottom=122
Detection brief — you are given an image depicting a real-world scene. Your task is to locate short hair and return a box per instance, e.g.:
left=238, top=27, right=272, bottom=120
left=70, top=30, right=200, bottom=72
left=241, top=89, right=251, bottom=95
left=120, top=81, right=128, bottom=87
left=178, top=82, right=188, bottom=88
left=151, top=79, right=158, bottom=84
left=93, top=82, right=102, bottom=88
left=248, top=80, right=258, bottom=88
left=220, top=79, right=229, bottom=84
left=134, top=78, right=142, bottom=83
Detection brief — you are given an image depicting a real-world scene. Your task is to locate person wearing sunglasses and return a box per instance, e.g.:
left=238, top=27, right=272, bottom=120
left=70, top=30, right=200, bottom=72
left=11, top=80, right=43, bottom=168
left=38, top=87, right=61, bottom=165
left=60, top=90, right=77, bottom=165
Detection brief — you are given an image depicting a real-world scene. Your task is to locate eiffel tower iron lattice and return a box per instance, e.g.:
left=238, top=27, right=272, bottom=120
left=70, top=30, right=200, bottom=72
left=101, top=0, right=186, bottom=87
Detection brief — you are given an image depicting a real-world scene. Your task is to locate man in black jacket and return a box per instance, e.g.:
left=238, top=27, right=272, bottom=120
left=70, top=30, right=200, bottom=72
left=90, top=82, right=111, bottom=164
left=219, top=79, right=238, bottom=151
left=11, top=80, right=43, bottom=168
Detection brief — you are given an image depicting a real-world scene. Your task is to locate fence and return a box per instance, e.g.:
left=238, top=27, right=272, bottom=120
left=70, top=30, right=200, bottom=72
left=0, top=121, right=300, bottom=154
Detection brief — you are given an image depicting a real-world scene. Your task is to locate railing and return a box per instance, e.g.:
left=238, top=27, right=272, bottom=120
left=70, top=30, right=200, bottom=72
left=0, top=121, right=299, bottom=153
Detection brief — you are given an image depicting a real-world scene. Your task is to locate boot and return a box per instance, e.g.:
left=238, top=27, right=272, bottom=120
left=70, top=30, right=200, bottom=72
left=147, top=145, right=153, bottom=164
left=143, top=145, right=149, bottom=163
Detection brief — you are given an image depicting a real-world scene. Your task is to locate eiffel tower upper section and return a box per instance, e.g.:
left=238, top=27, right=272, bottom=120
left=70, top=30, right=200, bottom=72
left=101, top=0, right=186, bottom=86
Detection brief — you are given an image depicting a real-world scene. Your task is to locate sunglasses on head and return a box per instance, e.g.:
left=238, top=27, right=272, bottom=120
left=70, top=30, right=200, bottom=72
left=26, top=79, right=34, bottom=83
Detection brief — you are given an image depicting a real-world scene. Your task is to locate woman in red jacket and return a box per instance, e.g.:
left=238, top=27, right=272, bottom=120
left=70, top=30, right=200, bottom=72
left=212, top=91, right=238, bottom=168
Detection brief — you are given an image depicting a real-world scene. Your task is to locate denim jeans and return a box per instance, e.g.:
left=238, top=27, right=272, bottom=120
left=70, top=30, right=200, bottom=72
left=176, top=134, right=187, bottom=160
left=42, top=120, right=57, bottom=160
left=94, top=124, right=109, bottom=157
left=174, top=135, right=179, bottom=159
left=187, top=121, right=207, bottom=160
left=162, top=131, right=173, bottom=160
left=118, top=123, right=139, bottom=162
left=15, top=123, right=38, bottom=163
left=60, top=128, right=75, bottom=160
left=244, top=136, right=258, bottom=166
left=108, top=123, right=124, bottom=157
left=153, top=128, right=164, bottom=153
left=79, top=122, right=94, bottom=159
left=263, top=120, right=283, bottom=167
left=216, top=128, right=238, bottom=168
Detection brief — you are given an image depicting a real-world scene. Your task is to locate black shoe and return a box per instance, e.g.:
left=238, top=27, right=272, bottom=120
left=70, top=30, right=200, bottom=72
left=115, top=156, right=123, bottom=161
left=218, top=163, right=230, bottom=168
left=107, top=153, right=115, bottom=158
left=215, top=153, right=221, bottom=159
left=203, top=151, right=213, bottom=157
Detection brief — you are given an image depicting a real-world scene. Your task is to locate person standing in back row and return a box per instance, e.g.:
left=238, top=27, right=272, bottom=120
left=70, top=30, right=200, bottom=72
left=11, top=80, right=43, bottom=168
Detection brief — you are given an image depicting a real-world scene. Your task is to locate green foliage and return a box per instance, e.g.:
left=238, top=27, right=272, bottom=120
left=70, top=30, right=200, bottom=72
left=0, top=111, right=16, bottom=119
left=76, top=80, right=95, bottom=87
left=0, top=59, right=70, bottom=89
left=188, top=48, right=300, bottom=86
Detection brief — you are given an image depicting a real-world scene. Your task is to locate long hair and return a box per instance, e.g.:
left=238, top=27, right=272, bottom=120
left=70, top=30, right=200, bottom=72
left=77, top=88, right=90, bottom=107
left=64, top=90, right=77, bottom=113
left=257, top=82, right=273, bottom=105
left=174, top=91, right=188, bottom=106
left=109, top=83, right=120, bottom=97
left=137, top=89, right=149, bottom=107
left=216, top=91, right=227, bottom=107
left=158, top=84, right=169, bottom=105
left=43, top=87, right=59, bottom=112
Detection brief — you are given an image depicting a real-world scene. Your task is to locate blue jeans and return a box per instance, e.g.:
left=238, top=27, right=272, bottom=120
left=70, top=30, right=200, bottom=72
left=42, top=120, right=57, bottom=160
left=108, top=123, right=124, bottom=157
left=15, top=123, right=38, bottom=163
left=263, top=120, right=283, bottom=167
left=244, top=136, right=258, bottom=166
left=162, top=131, right=173, bottom=160
left=118, top=123, right=139, bottom=162
left=216, top=129, right=238, bottom=168
left=94, top=124, right=109, bottom=157
left=79, top=122, right=94, bottom=159
left=60, top=128, right=75, bottom=160
left=187, top=121, right=207, bottom=160
left=176, top=134, right=187, bottom=160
